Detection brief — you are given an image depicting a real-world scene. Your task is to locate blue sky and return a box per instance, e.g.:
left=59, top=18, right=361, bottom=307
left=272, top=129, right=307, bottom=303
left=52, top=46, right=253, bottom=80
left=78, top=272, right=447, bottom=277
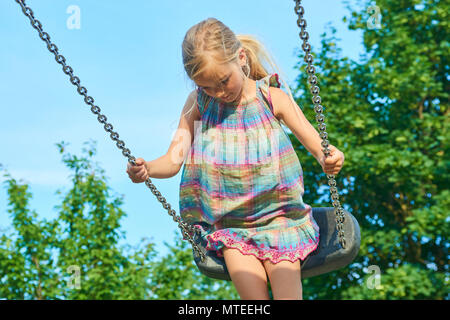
left=0, top=0, right=364, bottom=258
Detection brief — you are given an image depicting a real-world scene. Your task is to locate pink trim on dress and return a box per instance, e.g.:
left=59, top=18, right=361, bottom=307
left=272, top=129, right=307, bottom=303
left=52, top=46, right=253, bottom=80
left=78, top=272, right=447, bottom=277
left=205, top=228, right=320, bottom=264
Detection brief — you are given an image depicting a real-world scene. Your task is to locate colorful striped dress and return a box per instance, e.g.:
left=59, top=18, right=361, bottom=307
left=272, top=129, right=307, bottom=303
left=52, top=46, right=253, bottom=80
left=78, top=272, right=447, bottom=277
left=179, top=73, right=320, bottom=264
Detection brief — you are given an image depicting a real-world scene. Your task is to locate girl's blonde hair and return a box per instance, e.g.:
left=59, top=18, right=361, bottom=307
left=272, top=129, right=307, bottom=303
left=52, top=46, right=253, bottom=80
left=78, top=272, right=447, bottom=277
left=181, top=17, right=296, bottom=127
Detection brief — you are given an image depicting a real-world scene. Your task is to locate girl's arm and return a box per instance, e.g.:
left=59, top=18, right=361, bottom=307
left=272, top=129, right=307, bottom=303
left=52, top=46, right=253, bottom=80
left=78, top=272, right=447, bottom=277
left=146, top=90, right=200, bottom=179
left=270, top=87, right=324, bottom=161
left=145, top=154, right=180, bottom=179
left=270, top=87, right=345, bottom=175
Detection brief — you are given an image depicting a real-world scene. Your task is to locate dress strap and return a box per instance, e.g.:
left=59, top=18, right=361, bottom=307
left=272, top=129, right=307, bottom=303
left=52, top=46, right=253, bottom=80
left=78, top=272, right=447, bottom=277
left=256, top=73, right=281, bottom=115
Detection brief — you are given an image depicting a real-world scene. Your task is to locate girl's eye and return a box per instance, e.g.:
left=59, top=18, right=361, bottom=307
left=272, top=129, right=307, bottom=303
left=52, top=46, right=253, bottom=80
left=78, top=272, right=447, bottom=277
left=200, top=77, right=228, bottom=90
left=221, top=78, right=229, bottom=85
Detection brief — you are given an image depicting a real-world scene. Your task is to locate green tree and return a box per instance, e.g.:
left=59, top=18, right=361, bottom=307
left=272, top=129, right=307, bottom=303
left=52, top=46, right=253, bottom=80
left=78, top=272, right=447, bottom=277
left=148, top=231, right=239, bottom=300
left=0, top=141, right=156, bottom=299
left=291, top=0, right=448, bottom=299
left=0, top=140, right=238, bottom=299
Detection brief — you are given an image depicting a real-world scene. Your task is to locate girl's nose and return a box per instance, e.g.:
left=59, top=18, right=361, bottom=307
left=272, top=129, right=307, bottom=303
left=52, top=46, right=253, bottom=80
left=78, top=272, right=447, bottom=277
left=218, top=92, right=227, bottom=99
left=216, top=87, right=226, bottom=98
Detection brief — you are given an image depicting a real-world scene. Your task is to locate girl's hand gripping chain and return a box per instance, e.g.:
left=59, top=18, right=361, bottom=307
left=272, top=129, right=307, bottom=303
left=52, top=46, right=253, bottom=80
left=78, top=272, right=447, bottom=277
left=318, top=144, right=345, bottom=176
left=126, top=157, right=149, bottom=183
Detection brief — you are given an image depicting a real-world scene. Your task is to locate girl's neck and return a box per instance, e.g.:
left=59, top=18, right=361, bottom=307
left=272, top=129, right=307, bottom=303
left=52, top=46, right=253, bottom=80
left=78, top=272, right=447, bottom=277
left=234, top=78, right=256, bottom=105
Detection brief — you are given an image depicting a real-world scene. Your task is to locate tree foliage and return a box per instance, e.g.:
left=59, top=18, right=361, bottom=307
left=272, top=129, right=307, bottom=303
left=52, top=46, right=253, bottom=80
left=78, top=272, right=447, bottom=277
left=291, top=0, right=448, bottom=299
left=0, top=141, right=238, bottom=300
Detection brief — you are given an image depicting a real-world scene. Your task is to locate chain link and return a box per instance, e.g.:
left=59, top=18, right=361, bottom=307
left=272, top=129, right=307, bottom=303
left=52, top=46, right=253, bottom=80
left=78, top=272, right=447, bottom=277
left=14, top=0, right=207, bottom=261
left=294, top=0, right=346, bottom=249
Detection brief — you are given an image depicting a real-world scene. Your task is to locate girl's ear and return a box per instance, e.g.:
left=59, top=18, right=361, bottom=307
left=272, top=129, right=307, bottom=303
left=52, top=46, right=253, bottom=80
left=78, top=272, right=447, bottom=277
left=238, top=47, right=247, bottom=65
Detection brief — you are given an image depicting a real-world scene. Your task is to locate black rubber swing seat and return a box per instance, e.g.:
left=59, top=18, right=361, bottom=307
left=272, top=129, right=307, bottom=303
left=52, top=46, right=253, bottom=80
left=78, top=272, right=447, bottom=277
left=192, top=207, right=361, bottom=280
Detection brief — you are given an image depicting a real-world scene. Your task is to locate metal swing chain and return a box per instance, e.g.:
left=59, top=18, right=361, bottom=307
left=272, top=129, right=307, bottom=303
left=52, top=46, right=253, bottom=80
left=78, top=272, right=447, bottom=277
left=14, top=0, right=207, bottom=261
left=294, top=0, right=346, bottom=249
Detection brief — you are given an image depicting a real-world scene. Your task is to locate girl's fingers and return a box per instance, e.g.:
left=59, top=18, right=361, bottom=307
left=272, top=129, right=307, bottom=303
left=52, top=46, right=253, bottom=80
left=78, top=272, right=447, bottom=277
left=322, top=147, right=343, bottom=175
left=126, top=166, right=147, bottom=182
left=130, top=165, right=145, bottom=174
left=324, top=161, right=342, bottom=174
left=139, top=173, right=147, bottom=180
left=327, top=158, right=341, bottom=167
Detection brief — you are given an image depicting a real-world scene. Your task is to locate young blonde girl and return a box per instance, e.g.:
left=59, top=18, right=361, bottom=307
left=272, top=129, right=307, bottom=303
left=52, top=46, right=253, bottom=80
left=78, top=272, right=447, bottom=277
left=127, top=18, right=344, bottom=300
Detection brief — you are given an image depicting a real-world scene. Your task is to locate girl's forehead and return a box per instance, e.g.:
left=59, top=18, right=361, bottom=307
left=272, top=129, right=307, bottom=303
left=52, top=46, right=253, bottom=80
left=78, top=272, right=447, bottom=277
left=196, top=66, right=232, bottom=86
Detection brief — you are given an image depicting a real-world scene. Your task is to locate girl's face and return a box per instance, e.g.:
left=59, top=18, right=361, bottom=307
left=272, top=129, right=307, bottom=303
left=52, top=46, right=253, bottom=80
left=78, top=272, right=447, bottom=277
left=195, top=50, right=247, bottom=104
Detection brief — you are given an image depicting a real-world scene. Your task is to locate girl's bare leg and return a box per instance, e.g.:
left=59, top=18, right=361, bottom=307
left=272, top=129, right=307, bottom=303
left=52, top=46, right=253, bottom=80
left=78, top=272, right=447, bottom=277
left=222, top=247, right=270, bottom=300
left=263, top=258, right=303, bottom=300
